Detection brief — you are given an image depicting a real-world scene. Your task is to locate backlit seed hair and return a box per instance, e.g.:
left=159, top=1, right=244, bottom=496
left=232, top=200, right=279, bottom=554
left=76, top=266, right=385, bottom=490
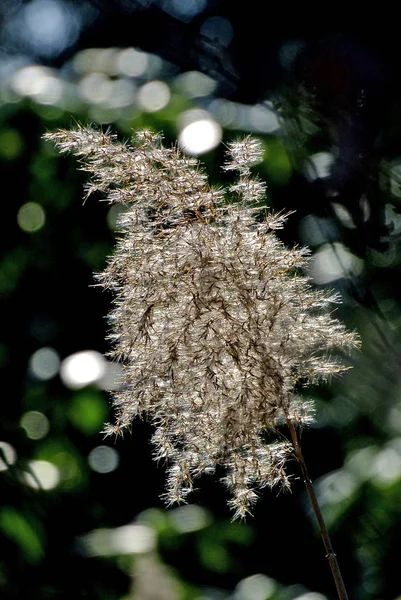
left=45, top=126, right=359, bottom=518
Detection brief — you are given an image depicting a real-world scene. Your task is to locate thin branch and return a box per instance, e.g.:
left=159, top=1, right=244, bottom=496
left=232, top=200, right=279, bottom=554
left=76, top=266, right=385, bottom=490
left=286, top=416, right=349, bottom=600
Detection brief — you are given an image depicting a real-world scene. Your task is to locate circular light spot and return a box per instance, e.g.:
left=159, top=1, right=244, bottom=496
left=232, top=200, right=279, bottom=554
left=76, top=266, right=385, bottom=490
left=11, top=65, right=63, bottom=104
left=78, top=72, right=112, bottom=105
left=200, top=16, right=233, bottom=46
left=317, top=470, right=357, bottom=505
left=179, top=118, right=222, bottom=155
left=20, top=411, right=50, bottom=440
left=235, top=574, right=277, bottom=600
left=169, top=505, right=210, bottom=532
left=106, top=79, right=136, bottom=109
left=0, top=442, right=17, bottom=471
left=19, top=0, right=80, bottom=59
left=370, top=447, right=401, bottom=485
left=175, top=71, right=216, bottom=98
left=29, top=347, right=60, bottom=380
left=24, top=460, right=60, bottom=490
left=137, top=80, right=170, bottom=112
left=17, top=202, right=46, bottom=233
left=110, top=524, right=156, bottom=554
left=208, top=98, right=237, bottom=126
left=116, top=47, right=149, bottom=78
left=60, top=350, right=106, bottom=389
left=249, top=104, right=280, bottom=133
left=88, top=445, right=119, bottom=474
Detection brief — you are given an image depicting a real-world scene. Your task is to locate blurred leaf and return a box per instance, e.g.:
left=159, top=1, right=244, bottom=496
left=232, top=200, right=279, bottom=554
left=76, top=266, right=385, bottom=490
left=196, top=536, right=231, bottom=573
left=68, top=389, right=109, bottom=435
left=0, top=507, right=44, bottom=564
left=0, top=248, right=28, bottom=297
left=0, top=128, right=24, bottom=160
left=263, top=138, right=292, bottom=186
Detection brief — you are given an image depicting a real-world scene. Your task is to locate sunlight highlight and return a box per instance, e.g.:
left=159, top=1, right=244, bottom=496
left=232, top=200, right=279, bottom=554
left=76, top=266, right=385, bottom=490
left=0, top=442, right=17, bottom=471
left=179, top=116, right=222, bottom=155
left=60, top=350, right=106, bottom=389
left=24, top=460, right=60, bottom=490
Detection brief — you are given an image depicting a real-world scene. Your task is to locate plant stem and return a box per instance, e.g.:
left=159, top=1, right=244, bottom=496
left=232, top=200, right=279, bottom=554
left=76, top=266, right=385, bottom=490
left=286, top=417, right=349, bottom=600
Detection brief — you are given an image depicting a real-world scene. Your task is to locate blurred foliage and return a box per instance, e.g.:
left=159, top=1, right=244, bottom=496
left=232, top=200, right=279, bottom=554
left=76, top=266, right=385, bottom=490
left=2, top=5, right=401, bottom=600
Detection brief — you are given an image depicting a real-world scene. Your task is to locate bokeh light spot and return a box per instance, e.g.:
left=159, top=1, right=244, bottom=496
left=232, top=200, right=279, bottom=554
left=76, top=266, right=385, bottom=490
left=0, top=442, right=17, bottom=471
left=110, top=524, right=156, bottom=554
left=317, top=470, right=357, bottom=505
left=331, top=202, right=357, bottom=229
left=310, top=243, right=364, bottom=284
left=299, top=215, right=338, bottom=248
left=15, top=0, right=80, bottom=59
left=79, top=523, right=156, bottom=556
left=137, top=80, right=170, bottom=112
left=162, top=0, right=206, bottom=21
left=29, top=347, right=60, bottom=380
left=249, top=104, right=280, bottom=133
left=24, top=460, right=60, bottom=490
left=175, top=70, right=217, bottom=98
left=208, top=98, right=237, bottom=127
left=88, top=445, right=119, bottom=474
left=106, top=79, right=136, bottom=109
left=60, top=350, right=106, bottom=389
left=179, top=116, right=222, bottom=155
left=305, top=152, right=334, bottom=180
left=200, top=16, right=233, bottom=46
left=78, top=72, right=112, bottom=105
left=73, top=48, right=121, bottom=76
left=234, top=574, right=277, bottom=600
left=169, top=505, right=210, bottom=533
left=116, top=47, right=149, bottom=77
left=17, top=202, right=46, bottom=233
left=370, top=446, right=401, bottom=486
left=20, top=411, right=50, bottom=441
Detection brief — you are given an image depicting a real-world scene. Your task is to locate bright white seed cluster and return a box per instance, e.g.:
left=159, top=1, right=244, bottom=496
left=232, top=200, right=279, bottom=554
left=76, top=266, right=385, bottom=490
left=45, top=126, right=359, bottom=518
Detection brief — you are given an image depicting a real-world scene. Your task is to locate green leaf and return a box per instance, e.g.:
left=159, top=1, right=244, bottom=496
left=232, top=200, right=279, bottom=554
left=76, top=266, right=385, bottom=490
left=68, top=390, right=109, bottom=435
left=0, top=507, right=44, bottom=564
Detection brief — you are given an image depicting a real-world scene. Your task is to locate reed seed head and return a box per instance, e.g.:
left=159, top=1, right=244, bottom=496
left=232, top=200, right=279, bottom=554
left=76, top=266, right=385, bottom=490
left=44, top=126, right=359, bottom=518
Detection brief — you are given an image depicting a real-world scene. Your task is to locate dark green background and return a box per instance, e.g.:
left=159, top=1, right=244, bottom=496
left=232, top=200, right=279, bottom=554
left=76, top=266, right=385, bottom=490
left=2, top=3, right=401, bottom=599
